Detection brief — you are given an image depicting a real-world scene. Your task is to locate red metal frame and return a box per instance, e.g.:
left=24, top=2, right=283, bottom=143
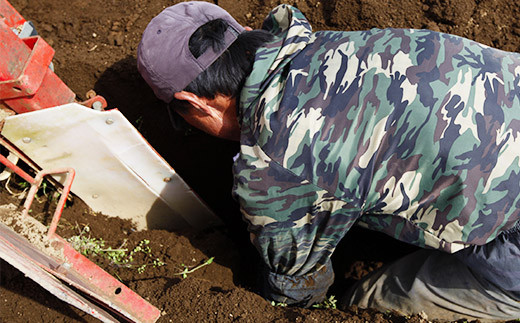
left=0, top=222, right=121, bottom=323
left=0, top=151, right=161, bottom=322
left=0, top=0, right=25, bottom=28
left=0, top=139, right=74, bottom=239
left=0, top=2, right=160, bottom=321
left=0, top=0, right=106, bottom=113
left=19, top=167, right=75, bottom=239
left=0, top=147, right=35, bottom=184
left=56, top=237, right=161, bottom=322
left=0, top=34, right=52, bottom=98
left=0, top=18, right=76, bottom=113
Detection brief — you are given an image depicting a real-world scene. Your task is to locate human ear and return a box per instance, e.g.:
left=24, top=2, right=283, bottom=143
left=174, top=91, right=213, bottom=115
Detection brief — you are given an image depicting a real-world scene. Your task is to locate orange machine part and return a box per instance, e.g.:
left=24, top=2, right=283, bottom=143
left=0, top=14, right=75, bottom=113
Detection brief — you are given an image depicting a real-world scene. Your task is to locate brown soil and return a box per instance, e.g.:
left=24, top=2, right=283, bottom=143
left=2, top=0, right=520, bottom=322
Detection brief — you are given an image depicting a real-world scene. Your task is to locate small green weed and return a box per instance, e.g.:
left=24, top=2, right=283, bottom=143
left=36, top=180, right=67, bottom=205
left=67, top=225, right=127, bottom=262
left=67, top=225, right=165, bottom=274
left=134, top=116, right=144, bottom=132
left=7, top=177, right=71, bottom=207
left=312, top=295, right=337, bottom=309
left=174, top=257, right=214, bottom=278
left=270, top=301, right=288, bottom=307
left=17, top=180, right=30, bottom=189
left=130, top=239, right=165, bottom=273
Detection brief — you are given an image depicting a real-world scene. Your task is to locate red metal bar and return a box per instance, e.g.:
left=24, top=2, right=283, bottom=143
left=57, top=236, right=161, bottom=322
left=0, top=152, right=160, bottom=322
left=0, top=34, right=53, bottom=97
left=0, top=19, right=30, bottom=82
left=17, top=167, right=75, bottom=239
left=0, top=19, right=75, bottom=113
left=0, top=0, right=25, bottom=29
left=46, top=169, right=74, bottom=238
left=0, top=223, right=121, bottom=323
left=0, top=3, right=158, bottom=320
left=0, top=151, right=35, bottom=184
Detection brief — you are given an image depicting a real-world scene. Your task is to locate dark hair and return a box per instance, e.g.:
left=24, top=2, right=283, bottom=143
left=184, top=19, right=272, bottom=99
left=168, top=19, right=272, bottom=129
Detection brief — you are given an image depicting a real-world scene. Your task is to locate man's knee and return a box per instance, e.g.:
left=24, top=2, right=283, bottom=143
left=455, top=220, right=520, bottom=298
left=341, top=249, right=520, bottom=321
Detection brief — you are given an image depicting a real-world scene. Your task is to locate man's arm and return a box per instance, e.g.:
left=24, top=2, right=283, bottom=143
left=233, top=144, right=361, bottom=307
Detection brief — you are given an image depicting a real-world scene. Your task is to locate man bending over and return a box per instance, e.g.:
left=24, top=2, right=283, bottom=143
left=137, top=2, right=520, bottom=321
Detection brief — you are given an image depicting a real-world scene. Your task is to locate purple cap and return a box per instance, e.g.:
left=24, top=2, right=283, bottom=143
left=137, top=1, right=245, bottom=102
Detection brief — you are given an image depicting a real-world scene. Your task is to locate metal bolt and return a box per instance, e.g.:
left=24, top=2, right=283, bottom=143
left=55, top=262, right=71, bottom=274
left=92, top=101, right=103, bottom=110
left=22, top=137, right=31, bottom=143
left=163, top=177, right=171, bottom=182
left=105, top=118, right=114, bottom=125
left=92, top=194, right=99, bottom=199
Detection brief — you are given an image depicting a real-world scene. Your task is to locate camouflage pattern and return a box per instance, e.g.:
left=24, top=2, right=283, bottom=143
left=232, top=4, right=520, bottom=305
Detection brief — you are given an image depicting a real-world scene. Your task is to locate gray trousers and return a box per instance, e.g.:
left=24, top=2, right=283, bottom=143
left=341, top=223, right=520, bottom=322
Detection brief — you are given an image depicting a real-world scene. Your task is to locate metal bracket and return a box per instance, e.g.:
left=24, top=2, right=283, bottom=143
left=0, top=145, right=161, bottom=322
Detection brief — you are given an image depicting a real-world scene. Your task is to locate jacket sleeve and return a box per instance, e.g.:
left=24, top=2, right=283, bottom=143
left=233, top=144, right=361, bottom=307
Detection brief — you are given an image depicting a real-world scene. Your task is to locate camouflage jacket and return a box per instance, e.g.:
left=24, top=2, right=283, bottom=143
left=232, top=5, right=520, bottom=306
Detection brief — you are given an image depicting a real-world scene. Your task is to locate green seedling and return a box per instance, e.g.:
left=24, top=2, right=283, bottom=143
left=16, top=180, right=30, bottom=189
left=41, top=181, right=49, bottom=196
left=136, top=257, right=166, bottom=274
left=174, top=257, right=214, bottom=278
left=36, top=180, right=66, bottom=204
left=134, top=116, right=144, bottom=132
left=312, top=295, right=337, bottom=309
left=67, top=225, right=127, bottom=263
left=8, top=176, right=72, bottom=207
left=67, top=225, right=165, bottom=274
left=129, top=239, right=165, bottom=273
left=270, top=301, right=288, bottom=307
